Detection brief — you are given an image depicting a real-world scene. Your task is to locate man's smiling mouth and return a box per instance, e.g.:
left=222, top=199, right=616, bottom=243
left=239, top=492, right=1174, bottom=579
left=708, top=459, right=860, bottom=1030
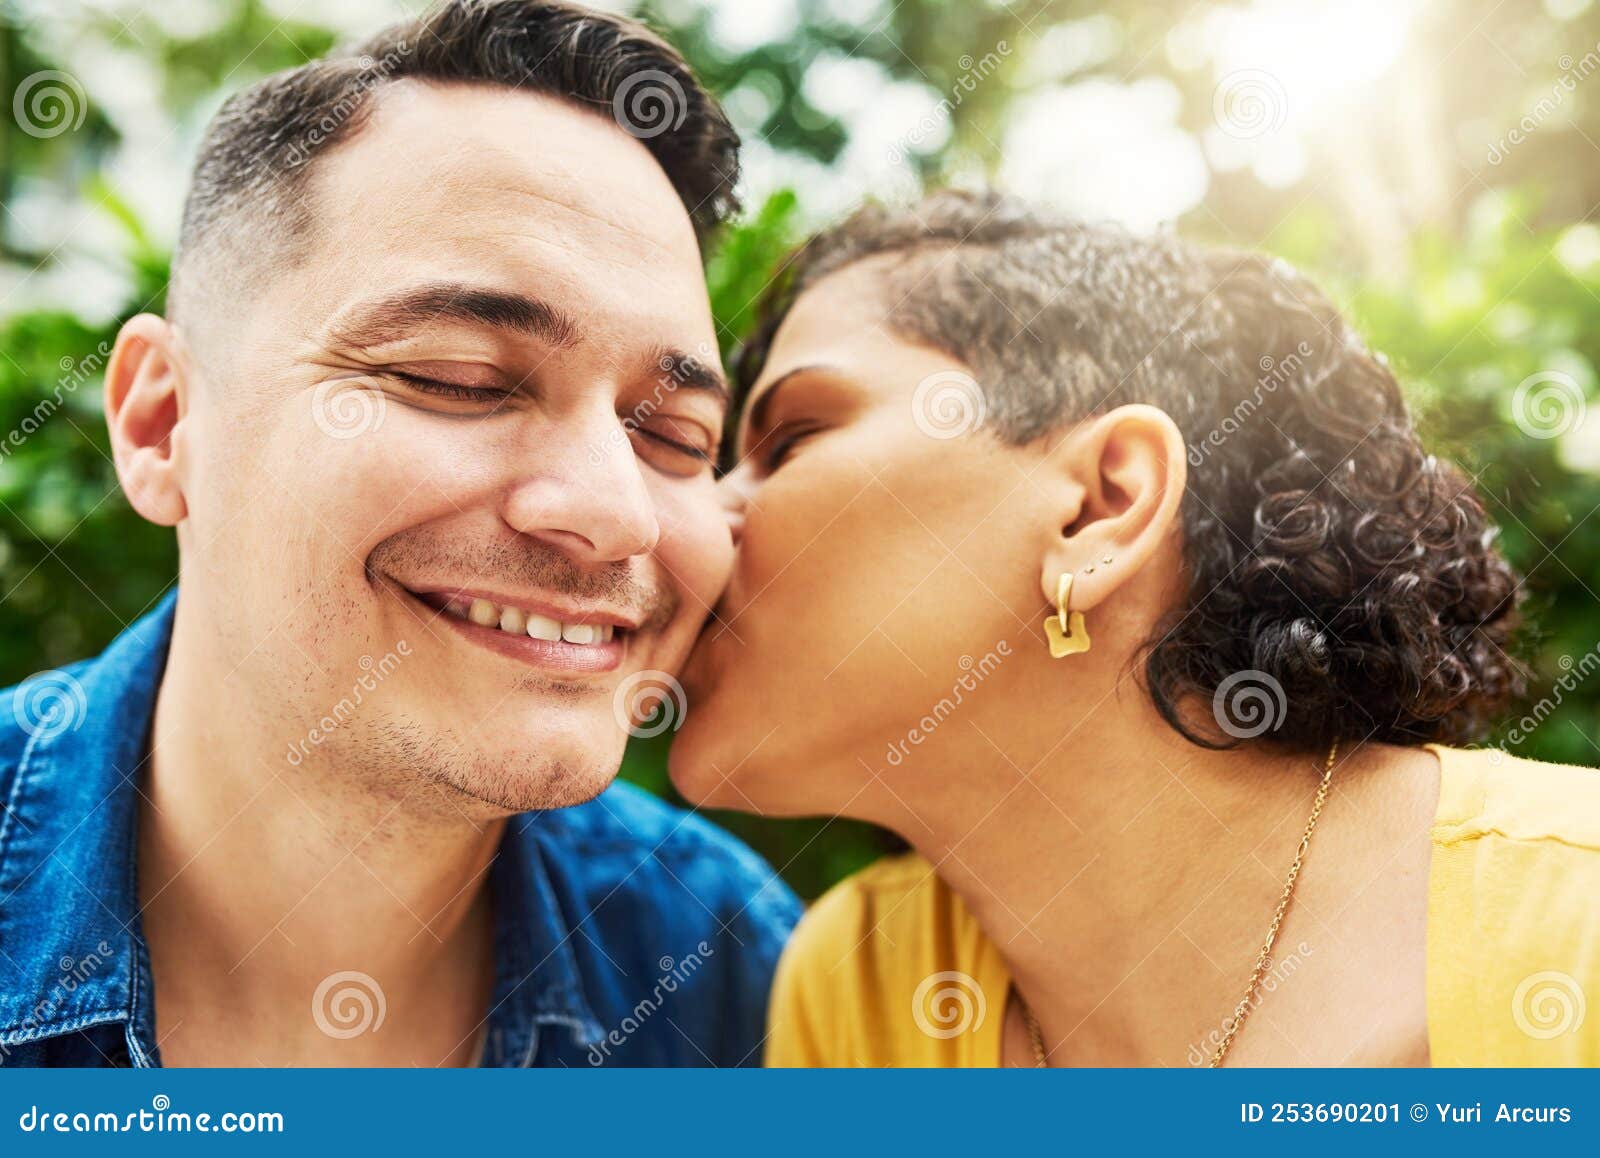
left=399, top=584, right=634, bottom=673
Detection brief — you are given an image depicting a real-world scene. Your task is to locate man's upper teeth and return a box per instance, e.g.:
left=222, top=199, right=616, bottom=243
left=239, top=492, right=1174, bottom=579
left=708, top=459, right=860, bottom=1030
left=460, top=597, right=615, bottom=644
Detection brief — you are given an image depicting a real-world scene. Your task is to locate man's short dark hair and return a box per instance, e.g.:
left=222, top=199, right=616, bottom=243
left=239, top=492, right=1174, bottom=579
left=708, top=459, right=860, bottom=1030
left=737, top=189, right=1525, bottom=755
left=172, top=0, right=738, bottom=315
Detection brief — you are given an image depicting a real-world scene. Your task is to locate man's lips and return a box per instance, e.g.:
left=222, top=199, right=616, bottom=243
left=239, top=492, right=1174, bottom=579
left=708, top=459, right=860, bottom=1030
left=398, top=585, right=630, bottom=673
left=405, top=583, right=644, bottom=631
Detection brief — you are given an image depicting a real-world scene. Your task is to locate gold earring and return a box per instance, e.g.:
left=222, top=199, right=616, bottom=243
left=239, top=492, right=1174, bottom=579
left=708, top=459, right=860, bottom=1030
left=1044, top=571, right=1091, bottom=658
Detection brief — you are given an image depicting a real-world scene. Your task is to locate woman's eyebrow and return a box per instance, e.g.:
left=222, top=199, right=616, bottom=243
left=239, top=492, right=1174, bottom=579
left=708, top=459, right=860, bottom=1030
left=743, top=365, right=831, bottom=435
left=736, top=364, right=842, bottom=459
left=323, top=281, right=581, bottom=350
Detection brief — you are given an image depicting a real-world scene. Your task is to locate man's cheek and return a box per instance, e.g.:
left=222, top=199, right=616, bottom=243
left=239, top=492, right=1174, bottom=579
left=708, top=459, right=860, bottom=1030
left=309, top=414, right=499, bottom=542
left=657, top=490, right=736, bottom=610
left=650, top=494, right=734, bottom=668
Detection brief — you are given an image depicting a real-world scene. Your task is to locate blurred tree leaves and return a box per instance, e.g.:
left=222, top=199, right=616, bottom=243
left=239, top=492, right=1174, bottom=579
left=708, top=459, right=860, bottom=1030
left=706, top=187, right=801, bottom=353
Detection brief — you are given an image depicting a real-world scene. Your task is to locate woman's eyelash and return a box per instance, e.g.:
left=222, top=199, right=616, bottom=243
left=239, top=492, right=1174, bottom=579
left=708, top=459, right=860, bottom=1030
left=762, top=425, right=815, bottom=469
left=389, top=371, right=509, bottom=402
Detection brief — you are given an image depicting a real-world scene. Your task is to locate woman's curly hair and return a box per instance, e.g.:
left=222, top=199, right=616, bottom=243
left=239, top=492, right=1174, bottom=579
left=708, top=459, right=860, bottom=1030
left=734, top=190, right=1526, bottom=753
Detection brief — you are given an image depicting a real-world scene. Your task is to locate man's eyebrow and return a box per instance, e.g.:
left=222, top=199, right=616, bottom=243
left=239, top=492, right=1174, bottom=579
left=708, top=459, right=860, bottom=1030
left=648, top=346, right=729, bottom=407
left=325, top=282, right=580, bottom=350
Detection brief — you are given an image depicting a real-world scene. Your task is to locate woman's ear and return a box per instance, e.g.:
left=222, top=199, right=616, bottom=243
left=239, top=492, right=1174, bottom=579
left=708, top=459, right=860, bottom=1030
left=1036, top=404, right=1187, bottom=613
left=104, top=314, right=190, bottom=527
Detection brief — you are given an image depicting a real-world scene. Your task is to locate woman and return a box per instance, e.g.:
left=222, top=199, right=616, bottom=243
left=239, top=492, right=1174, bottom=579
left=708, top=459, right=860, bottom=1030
left=668, top=189, right=1600, bottom=1067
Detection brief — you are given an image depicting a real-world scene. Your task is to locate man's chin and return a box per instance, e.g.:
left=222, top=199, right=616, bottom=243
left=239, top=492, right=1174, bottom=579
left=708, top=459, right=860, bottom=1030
left=430, top=752, right=620, bottom=815
left=358, top=711, right=630, bottom=816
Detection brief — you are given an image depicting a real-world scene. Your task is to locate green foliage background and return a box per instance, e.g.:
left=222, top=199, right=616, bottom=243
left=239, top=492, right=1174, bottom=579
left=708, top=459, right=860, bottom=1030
left=6, top=1, right=1600, bottom=897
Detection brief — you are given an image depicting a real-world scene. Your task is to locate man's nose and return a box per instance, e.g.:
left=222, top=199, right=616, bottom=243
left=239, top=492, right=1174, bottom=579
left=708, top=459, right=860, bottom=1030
left=500, top=411, right=661, bottom=563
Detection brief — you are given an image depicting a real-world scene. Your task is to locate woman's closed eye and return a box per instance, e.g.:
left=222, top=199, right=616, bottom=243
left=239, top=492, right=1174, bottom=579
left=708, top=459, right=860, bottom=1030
left=758, top=422, right=823, bottom=472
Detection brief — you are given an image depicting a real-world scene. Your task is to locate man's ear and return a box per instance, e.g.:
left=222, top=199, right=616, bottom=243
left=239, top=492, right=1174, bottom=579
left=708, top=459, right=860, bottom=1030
left=104, top=313, right=190, bottom=527
left=1036, top=404, right=1187, bottom=613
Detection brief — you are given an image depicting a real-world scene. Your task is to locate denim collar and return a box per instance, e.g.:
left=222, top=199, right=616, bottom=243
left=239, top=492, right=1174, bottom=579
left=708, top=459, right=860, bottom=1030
left=0, top=589, right=602, bottom=1064
left=485, top=814, right=606, bottom=1063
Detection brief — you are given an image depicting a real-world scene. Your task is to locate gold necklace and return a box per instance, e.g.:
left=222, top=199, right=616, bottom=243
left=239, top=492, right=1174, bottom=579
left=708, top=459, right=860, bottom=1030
left=1019, top=739, right=1339, bottom=1068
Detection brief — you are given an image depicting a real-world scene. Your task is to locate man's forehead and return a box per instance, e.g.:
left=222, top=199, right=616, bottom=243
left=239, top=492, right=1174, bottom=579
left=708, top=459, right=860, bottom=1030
left=310, top=80, right=702, bottom=280
left=279, top=80, right=714, bottom=345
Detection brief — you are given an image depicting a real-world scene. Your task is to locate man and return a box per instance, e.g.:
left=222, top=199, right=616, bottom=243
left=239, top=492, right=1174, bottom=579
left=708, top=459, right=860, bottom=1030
left=0, top=0, right=797, bottom=1067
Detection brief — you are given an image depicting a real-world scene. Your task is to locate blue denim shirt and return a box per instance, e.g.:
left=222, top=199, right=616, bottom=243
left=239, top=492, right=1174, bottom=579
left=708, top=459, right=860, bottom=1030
left=0, top=591, right=799, bottom=1067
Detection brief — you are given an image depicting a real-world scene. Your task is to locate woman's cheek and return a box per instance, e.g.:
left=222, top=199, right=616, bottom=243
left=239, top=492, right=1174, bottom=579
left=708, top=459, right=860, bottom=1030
left=731, top=468, right=830, bottom=595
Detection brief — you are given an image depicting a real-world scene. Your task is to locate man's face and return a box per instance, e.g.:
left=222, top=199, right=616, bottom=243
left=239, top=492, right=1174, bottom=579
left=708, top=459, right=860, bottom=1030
left=174, top=81, right=732, bottom=814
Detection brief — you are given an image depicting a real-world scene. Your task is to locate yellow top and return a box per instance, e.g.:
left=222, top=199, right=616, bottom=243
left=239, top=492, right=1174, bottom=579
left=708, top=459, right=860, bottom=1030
left=765, top=746, right=1600, bottom=1067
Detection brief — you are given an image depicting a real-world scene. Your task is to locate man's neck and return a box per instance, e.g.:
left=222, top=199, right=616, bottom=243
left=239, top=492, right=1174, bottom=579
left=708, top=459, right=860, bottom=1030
left=137, top=613, right=504, bottom=1066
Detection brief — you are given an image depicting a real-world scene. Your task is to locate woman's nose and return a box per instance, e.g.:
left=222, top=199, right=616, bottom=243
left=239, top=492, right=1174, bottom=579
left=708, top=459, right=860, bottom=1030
left=718, top=467, right=755, bottom=547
